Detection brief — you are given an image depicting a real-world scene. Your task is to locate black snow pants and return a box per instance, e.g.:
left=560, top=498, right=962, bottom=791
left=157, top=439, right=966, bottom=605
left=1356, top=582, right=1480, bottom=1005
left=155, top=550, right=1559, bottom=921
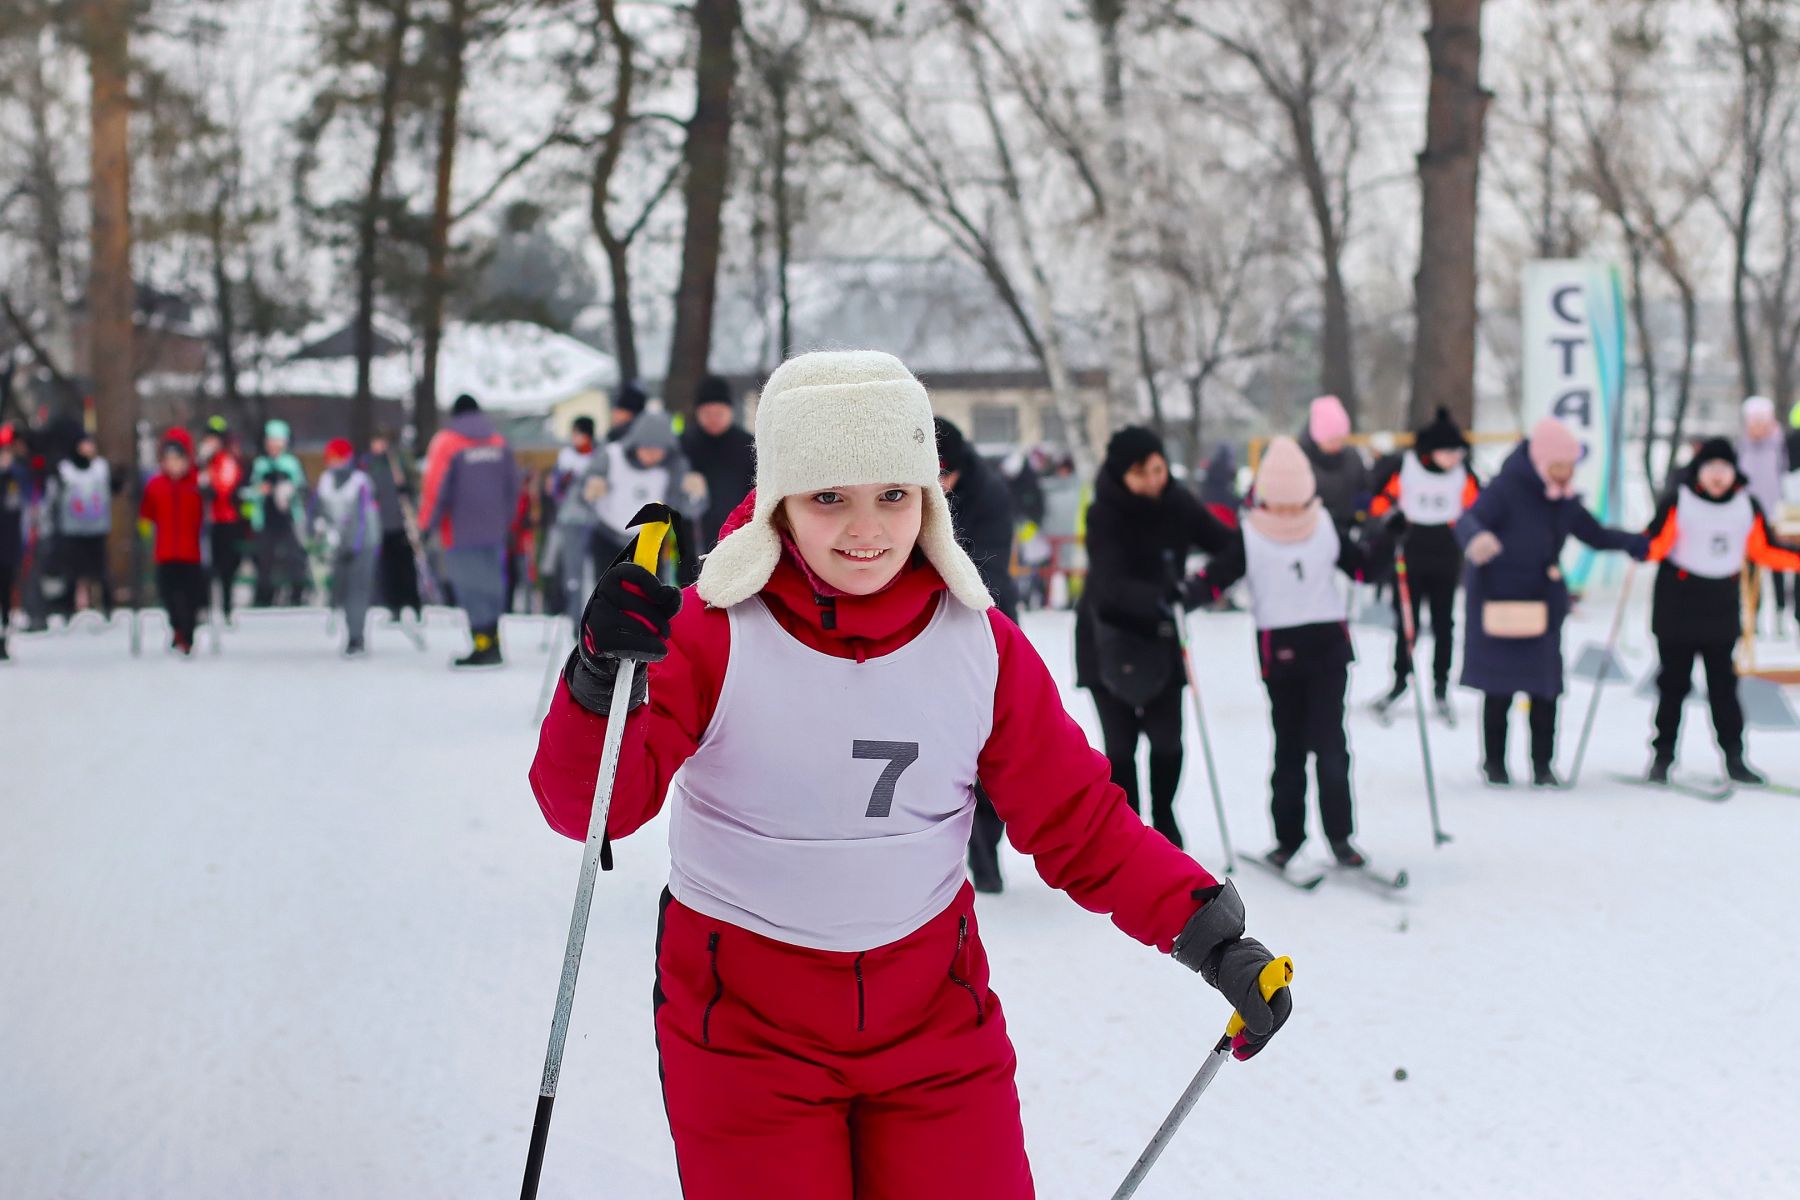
left=1653, top=637, right=1744, bottom=761
left=1265, top=662, right=1354, bottom=851
left=1392, top=569, right=1458, bottom=696
left=1482, top=692, right=1560, bottom=774
left=1090, top=673, right=1186, bottom=848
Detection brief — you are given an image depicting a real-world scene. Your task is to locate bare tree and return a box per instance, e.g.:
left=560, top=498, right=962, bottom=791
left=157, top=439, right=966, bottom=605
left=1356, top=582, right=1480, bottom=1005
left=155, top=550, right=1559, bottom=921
left=664, top=0, right=742, bottom=413
left=1408, top=0, right=1488, bottom=429
left=76, top=0, right=138, bottom=476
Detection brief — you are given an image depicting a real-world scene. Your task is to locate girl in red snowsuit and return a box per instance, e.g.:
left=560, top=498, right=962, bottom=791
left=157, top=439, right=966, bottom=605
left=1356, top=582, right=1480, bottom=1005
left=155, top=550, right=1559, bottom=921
left=530, top=351, right=1289, bottom=1199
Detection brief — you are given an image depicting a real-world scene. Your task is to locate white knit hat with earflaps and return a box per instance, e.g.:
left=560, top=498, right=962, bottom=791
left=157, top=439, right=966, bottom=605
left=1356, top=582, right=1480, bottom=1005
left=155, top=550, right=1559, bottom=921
left=695, top=350, right=994, bottom=612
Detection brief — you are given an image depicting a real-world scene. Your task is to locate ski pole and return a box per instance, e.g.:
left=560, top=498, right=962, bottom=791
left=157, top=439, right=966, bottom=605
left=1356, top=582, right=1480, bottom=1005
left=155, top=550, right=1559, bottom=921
left=520, top=503, right=674, bottom=1200
left=1565, top=560, right=1638, bottom=789
left=1111, top=955, right=1294, bottom=1200
left=1394, top=550, right=1451, bottom=846
left=1172, top=602, right=1236, bottom=873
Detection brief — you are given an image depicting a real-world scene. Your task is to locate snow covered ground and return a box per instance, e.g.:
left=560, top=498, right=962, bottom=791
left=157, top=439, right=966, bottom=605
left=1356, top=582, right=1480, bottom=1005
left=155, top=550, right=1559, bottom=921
left=4, top=590, right=1798, bottom=1199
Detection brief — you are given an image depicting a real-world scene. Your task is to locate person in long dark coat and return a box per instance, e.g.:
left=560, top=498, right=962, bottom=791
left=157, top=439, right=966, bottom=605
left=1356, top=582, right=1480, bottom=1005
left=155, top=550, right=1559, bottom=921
left=1075, top=426, right=1236, bottom=848
left=679, top=375, right=757, bottom=553
left=1456, top=417, right=1648, bottom=787
left=935, top=417, right=1019, bottom=892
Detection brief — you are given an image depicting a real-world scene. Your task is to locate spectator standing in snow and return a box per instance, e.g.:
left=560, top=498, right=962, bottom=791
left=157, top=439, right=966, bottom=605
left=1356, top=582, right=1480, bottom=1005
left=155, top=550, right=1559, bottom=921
left=314, top=438, right=381, bottom=657
left=529, top=350, right=1288, bottom=1198
left=547, top=415, right=602, bottom=624
left=367, top=431, right=424, bottom=621
left=0, top=426, right=28, bottom=661
left=420, top=394, right=521, bottom=668
left=1036, top=452, right=1084, bottom=607
left=607, top=382, right=647, bottom=444
left=1736, top=396, right=1791, bottom=634
left=53, top=431, right=117, bottom=621
left=249, top=420, right=310, bottom=606
left=197, top=421, right=246, bottom=621
left=139, top=428, right=208, bottom=655
left=1456, top=417, right=1649, bottom=788
left=1298, top=395, right=1370, bottom=534
left=1076, top=426, right=1236, bottom=848
left=678, top=375, right=756, bottom=553
left=936, top=415, right=1018, bottom=893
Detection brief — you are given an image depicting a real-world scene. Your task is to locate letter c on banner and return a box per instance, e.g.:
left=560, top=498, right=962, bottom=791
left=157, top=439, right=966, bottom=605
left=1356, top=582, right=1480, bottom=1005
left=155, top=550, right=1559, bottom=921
left=1551, top=284, right=1584, bottom=324
left=1553, top=389, right=1593, bottom=429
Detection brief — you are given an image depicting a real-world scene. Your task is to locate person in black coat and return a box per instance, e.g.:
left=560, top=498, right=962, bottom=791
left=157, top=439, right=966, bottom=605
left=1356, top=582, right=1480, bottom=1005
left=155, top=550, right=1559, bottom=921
left=1367, top=407, right=1482, bottom=718
left=1455, top=418, right=1648, bottom=787
left=680, top=375, right=757, bottom=553
left=1642, top=438, right=1800, bottom=785
left=935, top=417, right=1019, bottom=892
left=1075, top=426, right=1235, bottom=848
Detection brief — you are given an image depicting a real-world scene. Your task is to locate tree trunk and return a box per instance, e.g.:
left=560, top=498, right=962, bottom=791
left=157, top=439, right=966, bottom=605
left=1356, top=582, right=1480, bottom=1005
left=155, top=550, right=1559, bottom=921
left=417, top=0, right=470, bottom=450
left=80, top=0, right=136, bottom=470
left=663, top=0, right=741, bottom=414
left=1666, top=278, right=1699, bottom=491
left=771, top=68, right=794, bottom=358
left=208, top=186, right=243, bottom=416
left=1409, top=0, right=1487, bottom=430
left=353, top=0, right=414, bottom=454
left=1623, top=237, right=1661, bottom=497
left=1289, top=102, right=1358, bottom=415
left=26, top=32, right=76, bottom=382
left=1093, top=0, right=1139, bottom=429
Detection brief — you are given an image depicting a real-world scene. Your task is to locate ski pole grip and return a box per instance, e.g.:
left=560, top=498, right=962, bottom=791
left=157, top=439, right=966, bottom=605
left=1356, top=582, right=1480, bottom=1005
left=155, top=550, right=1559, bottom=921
left=1225, top=956, right=1293, bottom=1038
left=631, top=518, right=672, bottom=572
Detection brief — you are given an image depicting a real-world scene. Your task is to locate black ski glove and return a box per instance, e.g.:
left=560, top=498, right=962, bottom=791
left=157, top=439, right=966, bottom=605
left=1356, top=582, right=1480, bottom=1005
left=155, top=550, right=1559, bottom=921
left=1383, top=510, right=1409, bottom=538
left=1177, top=573, right=1216, bottom=612
left=1171, top=881, right=1292, bottom=1060
left=563, top=562, right=683, bottom=717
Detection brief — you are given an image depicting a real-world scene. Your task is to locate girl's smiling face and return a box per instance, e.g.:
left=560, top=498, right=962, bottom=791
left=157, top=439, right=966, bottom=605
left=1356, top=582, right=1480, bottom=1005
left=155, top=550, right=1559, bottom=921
left=781, top=484, right=923, bottom=595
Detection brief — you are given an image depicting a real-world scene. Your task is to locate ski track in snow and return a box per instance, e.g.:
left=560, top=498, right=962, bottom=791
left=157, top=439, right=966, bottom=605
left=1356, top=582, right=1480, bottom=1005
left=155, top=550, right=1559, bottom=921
left=3, top=596, right=1797, bottom=1199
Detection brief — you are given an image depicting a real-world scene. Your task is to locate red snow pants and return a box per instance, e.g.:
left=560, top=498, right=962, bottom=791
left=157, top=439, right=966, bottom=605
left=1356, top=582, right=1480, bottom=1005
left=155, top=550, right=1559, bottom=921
left=653, top=882, right=1035, bottom=1199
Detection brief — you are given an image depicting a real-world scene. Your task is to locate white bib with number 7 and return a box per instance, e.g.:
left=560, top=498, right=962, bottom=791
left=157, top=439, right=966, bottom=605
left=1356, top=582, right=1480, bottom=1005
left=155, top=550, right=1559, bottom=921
left=668, top=592, right=998, bottom=952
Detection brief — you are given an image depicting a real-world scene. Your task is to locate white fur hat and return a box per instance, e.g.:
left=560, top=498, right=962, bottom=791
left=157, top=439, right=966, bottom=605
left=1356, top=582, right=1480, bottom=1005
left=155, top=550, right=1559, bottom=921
left=695, top=350, right=993, bottom=611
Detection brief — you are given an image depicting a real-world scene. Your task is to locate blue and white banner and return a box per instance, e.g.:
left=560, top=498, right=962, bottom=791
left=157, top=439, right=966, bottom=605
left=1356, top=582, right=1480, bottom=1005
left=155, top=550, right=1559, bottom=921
left=1521, top=261, right=1626, bottom=523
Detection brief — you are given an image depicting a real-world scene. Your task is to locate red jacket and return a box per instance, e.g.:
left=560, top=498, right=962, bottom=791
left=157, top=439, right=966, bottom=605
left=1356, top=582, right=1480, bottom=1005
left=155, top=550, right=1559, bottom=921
left=202, top=450, right=245, bottom=525
left=140, top=470, right=204, bottom=564
left=530, top=515, right=1219, bottom=955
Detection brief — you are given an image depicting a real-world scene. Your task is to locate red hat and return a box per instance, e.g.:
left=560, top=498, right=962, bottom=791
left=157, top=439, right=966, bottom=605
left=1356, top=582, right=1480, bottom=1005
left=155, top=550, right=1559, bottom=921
left=325, top=437, right=354, bottom=464
left=161, top=427, right=194, bottom=456
left=0, top=424, right=15, bottom=448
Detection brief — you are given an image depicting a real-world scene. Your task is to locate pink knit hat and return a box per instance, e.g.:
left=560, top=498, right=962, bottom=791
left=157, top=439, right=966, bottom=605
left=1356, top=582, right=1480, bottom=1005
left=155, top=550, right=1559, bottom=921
left=1308, top=395, right=1351, bottom=444
left=1527, top=416, right=1582, bottom=499
left=1248, top=436, right=1321, bottom=542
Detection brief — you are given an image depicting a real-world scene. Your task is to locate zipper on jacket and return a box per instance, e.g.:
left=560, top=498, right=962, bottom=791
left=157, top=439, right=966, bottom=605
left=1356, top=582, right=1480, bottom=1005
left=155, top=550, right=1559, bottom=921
left=815, top=592, right=838, bottom=630
left=948, top=916, right=985, bottom=1026
left=854, top=951, right=867, bottom=1032
left=702, top=932, right=723, bottom=1045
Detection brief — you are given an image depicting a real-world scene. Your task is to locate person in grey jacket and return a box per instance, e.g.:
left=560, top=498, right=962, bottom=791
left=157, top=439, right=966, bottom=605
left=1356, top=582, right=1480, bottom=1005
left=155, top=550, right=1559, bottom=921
left=547, top=415, right=602, bottom=627
left=53, top=432, right=116, bottom=620
left=1738, top=396, right=1792, bottom=630
left=368, top=431, right=424, bottom=622
left=581, top=409, right=706, bottom=571
left=314, top=438, right=380, bottom=656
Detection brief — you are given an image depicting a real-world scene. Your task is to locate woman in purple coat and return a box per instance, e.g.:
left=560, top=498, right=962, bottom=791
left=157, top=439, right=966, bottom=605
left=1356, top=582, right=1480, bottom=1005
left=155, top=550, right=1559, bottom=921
left=1455, top=418, right=1648, bottom=788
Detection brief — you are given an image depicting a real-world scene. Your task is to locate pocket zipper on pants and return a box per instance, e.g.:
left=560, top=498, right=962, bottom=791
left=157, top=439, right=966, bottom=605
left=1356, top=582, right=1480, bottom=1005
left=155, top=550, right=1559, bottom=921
left=948, top=915, right=985, bottom=1026
left=702, top=932, right=723, bottom=1045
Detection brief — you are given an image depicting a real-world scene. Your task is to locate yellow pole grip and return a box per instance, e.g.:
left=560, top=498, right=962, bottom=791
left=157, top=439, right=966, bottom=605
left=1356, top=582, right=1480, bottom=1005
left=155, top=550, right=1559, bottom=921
left=1224, top=956, right=1293, bottom=1039
left=631, top=519, right=673, bottom=572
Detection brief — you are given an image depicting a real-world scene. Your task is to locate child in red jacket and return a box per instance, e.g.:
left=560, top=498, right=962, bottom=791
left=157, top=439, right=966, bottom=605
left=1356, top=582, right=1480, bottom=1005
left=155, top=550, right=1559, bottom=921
left=529, top=351, right=1289, bottom=1199
left=139, top=428, right=207, bottom=654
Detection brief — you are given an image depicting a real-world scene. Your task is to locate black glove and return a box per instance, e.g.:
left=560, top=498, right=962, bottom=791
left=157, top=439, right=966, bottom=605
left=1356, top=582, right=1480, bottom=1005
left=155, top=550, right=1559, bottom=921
left=1171, top=881, right=1292, bottom=1060
left=563, top=562, right=683, bottom=717
left=1383, top=509, right=1410, bottom=538
left=1178, top=573, right=1216, bottom=612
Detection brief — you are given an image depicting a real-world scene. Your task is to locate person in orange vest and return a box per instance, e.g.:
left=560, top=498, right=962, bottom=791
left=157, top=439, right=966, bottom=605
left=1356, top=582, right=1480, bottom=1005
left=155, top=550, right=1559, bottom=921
left=1642, top=438, right=1800, bottom=786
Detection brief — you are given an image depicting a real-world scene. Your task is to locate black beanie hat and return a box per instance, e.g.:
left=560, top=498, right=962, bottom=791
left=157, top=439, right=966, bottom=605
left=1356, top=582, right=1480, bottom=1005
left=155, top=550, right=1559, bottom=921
left=1414, top=406, right=1468, bottom=455
left=1103, top=425, right=1167, bottom=483
left=614, top=383, right=648, bottom=416
left=1687, top=437, right=1740, bottom=487
left=572, top=415, right=596, bottom=438
left=695, top=375, right=734, bottom=410
left=451, top=394, right=480, bottom=416
left=934, top=416, right=973, bottom=475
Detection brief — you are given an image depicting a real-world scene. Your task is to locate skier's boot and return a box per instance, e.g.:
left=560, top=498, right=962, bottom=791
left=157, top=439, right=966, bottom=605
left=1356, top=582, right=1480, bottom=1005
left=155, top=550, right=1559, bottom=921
left=343, top=636, right=368, bottom=659
left=1264, top=843, right=1302, bottom=871
left=1433, top=687, right=1457, bottom=728
left=0, top=634, right=9, bottom=662
left=1646, top=754, right=1673, bottom=785
left=453, top=627, right=503, bottom=669
left=1531, top=764, right=1562, bottom=789
left=1371, top=683, right=1406, bottom=724
left=1482, top=760, right=1511, bottom=787
left=1328, top=839, right=1366, bottom=869
left=1725, top=755, right=1766, bottom=786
